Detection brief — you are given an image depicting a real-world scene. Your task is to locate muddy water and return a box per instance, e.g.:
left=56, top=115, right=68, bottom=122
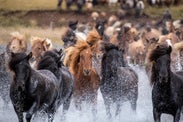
left=0, top=66, right=181, bottom=122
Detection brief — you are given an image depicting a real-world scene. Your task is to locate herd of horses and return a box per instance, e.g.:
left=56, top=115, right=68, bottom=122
left=0, top=9, right=183, bottom=122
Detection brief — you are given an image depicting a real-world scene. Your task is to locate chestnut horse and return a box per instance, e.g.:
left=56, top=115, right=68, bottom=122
left=65, top=40, right=100, bottom=116
left=9, top=52, right=59, bottom=122
left=30, top=37, right=53, bottom=68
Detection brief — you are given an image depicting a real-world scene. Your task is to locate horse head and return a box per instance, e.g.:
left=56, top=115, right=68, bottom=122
left=80, top=47, right=92, bottom=76
left=149, top=44, right=172, bottom=83
left=6, top=32, right=27, bottom=54
left=9, top=52, right=32, bottom=91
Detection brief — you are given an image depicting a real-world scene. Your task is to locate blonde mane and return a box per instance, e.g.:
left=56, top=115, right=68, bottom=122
left=64, top=40, right=90, bottom=74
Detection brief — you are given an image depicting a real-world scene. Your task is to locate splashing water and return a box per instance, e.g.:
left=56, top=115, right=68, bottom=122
left=0, top=66, right=182, bottom=122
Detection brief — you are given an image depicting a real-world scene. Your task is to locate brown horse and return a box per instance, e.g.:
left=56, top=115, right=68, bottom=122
left=30, top=36, right=53, bottom=68
left=65, top=40, right=100, bottom=116
left=6, top=32, right=27, bottom=54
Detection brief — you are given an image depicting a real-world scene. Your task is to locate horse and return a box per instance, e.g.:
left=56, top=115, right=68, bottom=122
left=147, top=43, right=183, bottom=122
left=100, top=42, right=138, bottom=119
left=64, top=40, right=100, bottom=117
left=57, top=0, right=86, bottom=12
left=9, top=52, right=59, bottom=122
left=6, top=32, right=27, bottom=55
left=30, top=36, right=53, bottom=68
left=37, top=50, right=74, bottom=120
left=0, top=52, right=11, bottom=108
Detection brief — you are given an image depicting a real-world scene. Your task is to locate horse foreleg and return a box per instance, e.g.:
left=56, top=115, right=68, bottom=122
left=57, top=0, right=63, bottom=7
left=91, top=93, right=98, bottom=122
left=153, top=108, right=161, bottom=122
left=174, top=108, right=181, bottom=122
left=14, top=107, right=23, bottom=122
left=61, top=94, right=72, bottom=121
left=26, top=102, right=38, bottom=122
left=104, top=99, right=112, bottom=120
left=115, top=102, right=121, bottom=117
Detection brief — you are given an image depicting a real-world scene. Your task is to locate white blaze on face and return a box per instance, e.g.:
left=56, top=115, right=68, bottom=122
left=166, top=39, right=172, bottom=46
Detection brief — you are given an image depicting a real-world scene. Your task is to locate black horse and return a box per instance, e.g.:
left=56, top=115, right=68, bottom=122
left=37, top=50, right=74, bottom=120
left=0, top=52, right=11, bottom=108
left=100, top=43, right=138, bottom=119
left=9, top=52, right=59, bottom=122
left=148, top=44, right=183, bottom=122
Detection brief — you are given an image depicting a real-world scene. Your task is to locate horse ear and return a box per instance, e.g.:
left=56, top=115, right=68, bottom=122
left=27, top=52, right=32, bottom=60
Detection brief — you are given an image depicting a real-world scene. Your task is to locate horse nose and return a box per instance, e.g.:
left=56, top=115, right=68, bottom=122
left=83, top=69, right=91, bottom=76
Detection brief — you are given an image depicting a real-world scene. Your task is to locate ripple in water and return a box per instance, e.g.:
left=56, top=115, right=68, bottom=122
left=0, top=66, right=182, bottom=122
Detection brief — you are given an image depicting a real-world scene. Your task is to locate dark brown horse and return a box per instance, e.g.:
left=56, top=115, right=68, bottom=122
left=9, top=52, right=59, bottom=122
left=37, top=50, right=74, bottom=121
left=65, top=40, right=100, bottom=116
left=148, top=43, right=183, bottom=122
left=100, top=42, right=138, bottom=119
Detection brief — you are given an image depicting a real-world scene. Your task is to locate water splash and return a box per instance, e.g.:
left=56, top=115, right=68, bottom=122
left=0, top=66, right=182, bottom=122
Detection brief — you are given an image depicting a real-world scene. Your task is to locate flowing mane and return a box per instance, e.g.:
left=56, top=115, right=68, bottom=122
left=68, top=40, right=90, bottom=74
left=86, top=29, right=102, bottom=46
left=9, top=52, right=28, bottom=71
left=148, top=44, right=172, bottom=63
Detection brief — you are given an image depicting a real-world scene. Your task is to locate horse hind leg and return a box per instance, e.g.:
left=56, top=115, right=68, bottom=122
left=26, top=102, right=38, bottom=122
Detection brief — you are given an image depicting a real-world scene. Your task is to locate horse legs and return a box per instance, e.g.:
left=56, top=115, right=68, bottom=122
left=103, top=99, right=112, bottom=120
left=61, top=94, right=72, bottom=121
left=115, top=102, right=121, bottom=117
left=26, top=102, right=38, bottom=122
left=174, top=108, right=181, bottom=122
left=14, top=107, right=24, bottom=122
left=153, top=108, right=161, bottom=122
left=57, top=0, right=63, bottom=7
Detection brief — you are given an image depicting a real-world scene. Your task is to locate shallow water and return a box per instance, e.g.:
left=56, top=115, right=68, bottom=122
left=0, top=66, right=182, bottom=122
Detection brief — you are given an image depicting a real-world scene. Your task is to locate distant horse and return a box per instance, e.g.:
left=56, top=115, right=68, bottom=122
left=30, top=37, right=53, bottom=68
left=6, top=32, right=27, bottom=55
left=100, top=42, right=138, bottom=119
left=148, top=43, right=183, bottom=122
left=57, top=0, right=86, bottom=12
left=9, top=52, right=59, bottom=122
left=65, top=40, right=100, bottom=115
left=62, top=28, right=77, bottom=48
left=0, top=52, right=11, bottom=108
left=37, top=50, right=74, bottom=120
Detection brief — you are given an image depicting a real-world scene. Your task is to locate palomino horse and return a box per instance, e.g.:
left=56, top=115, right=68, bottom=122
left=9, top=52, right=59, bottom=122
left=100, top=42, right=138, bottom=119
left=30, top=37, right=53, bottom=68
left=37, top=50, right=74, bottom=120
left=64, top=40, right=100, bottom=116
left=6, top=32, right=27, bottom=54
left=148, top=43, right=183, bottom=122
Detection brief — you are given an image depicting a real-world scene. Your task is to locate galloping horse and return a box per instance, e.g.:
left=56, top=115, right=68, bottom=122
left=64, top=40, right=100, bottom=115
left=100, top=42, right=138, bottom=119
left=9, top=52, right=59, bottom=122
left=148, top=42, right=183, bottom=122
left=37, top=50, right=74, bottom=120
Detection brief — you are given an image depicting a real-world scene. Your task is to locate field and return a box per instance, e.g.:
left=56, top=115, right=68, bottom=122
left=0, top=0, right=183, bottom=45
